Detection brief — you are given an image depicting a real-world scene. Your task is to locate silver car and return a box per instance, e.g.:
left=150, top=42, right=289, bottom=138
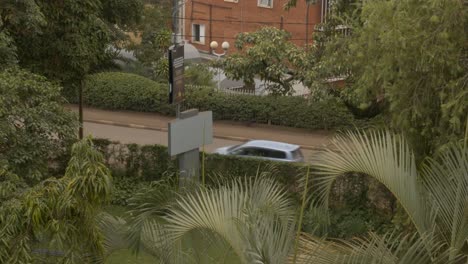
left=214, top=140, right=304, bottom=163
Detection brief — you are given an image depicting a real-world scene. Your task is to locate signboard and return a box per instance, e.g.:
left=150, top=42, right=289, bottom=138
left=168, top=45, right=185, bottom=104
left=168, top=111, right=213, bottom=156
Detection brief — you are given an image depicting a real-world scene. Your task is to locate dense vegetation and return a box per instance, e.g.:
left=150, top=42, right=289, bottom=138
left=0, top=0, right=466, bottom=263
left=80, top=72, right=356, bottom=130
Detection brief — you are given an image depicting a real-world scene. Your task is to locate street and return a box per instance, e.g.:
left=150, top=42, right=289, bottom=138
left=83, top=122, right=318, bottom=162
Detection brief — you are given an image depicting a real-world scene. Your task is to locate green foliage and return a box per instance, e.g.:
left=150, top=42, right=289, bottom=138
left=82, top=72, right=174, bottom=114
left=311, top=129, right=468, bottom=260
left=93, top=139, right=397, bottom=241
left=81, top=72, right=355, bottom=130
left=324, top=0, right=467, bottom=155
left=131, top=4, right=172, bottom=81
left=223, top=27, right=306, bottom=95
left=184, top=63, right=216, bottom=87
left=0, top=30, right=16, bottom=69
left=2, top=0, right=143, bottom=92
left=124, top=176, right=296, bottom=263
left=0, top=68, right=77, bottom=183
left=13, top=1, right=111, bottom=84
left=0, top=0, right=45, bottom=69
left=0, top=137, right=113, bottom=263
left=101, top=0, right=143, bottom=30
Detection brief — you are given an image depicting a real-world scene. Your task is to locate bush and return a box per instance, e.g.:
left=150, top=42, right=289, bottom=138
left=80, top=72, right=356, bottom=130
left=94, top=139, right=394, bottom=236
left=94, top=138, right=304, bottom=205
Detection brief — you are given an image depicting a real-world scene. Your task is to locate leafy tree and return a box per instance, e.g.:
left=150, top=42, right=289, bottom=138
left=1, top=0, right=143, bottom=87
left=0, top=68, right=77, bottom=183
left=0, top=137, right=113, bottom=263
left=223, top=27, right=306, bottom=95
left=1, top=0, right=143, bottom=138
left=185, top=63, right=215, bottom=87
left=102, top=0, right=143, bottom=31
left=319, top=0, right=467, bottom=155
left=132, top=3, right=172, bottom=81
left=0, top=0, right=45, bottom=69
left=0, top=24, right=16, bottom=69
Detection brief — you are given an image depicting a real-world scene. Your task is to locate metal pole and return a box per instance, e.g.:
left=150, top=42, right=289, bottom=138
left=306, top=3, right=310, bottom=51
left=173, top=0, right=178, bottom=45
left=217, top=55, right=221, bottom=90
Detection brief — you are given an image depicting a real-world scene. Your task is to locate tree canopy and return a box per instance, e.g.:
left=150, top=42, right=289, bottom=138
left=222, top=27, right=306, bottom=95
left=0, top=68, right=77, bottom=183
left=283, top=0, right=467, bottom=155
left=318, top=0, right=467, bottom=155
left=0, top=0, right=143, bottom=87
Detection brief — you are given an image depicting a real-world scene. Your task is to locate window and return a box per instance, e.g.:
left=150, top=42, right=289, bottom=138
left=192, top=24, right=205, bottom=44
left=258, top=0, right=273, bottom=8
left=232, top=147, right=286, bottom=160
left=264, top=149, right=286, bottom=159
left=232, top=147, right=262, bottom=156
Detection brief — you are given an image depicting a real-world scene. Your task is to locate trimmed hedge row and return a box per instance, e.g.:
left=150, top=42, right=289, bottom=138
left=92, top=139, right=303, bottom=205
left=78, top=72, right=355, bottom=130
left=93, top=138, right=303, bottom=187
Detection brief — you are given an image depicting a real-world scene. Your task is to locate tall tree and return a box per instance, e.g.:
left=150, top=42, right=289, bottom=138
left=132, top=3, right=172, bottom=81
left=319, top=0, right=467, bottom=155
left=1, top=0, right=143, bottom=137
left=0, top=68, right=77, bottom=183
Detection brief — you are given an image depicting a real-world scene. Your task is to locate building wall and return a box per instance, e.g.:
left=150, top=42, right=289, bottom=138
left=183, top=0, right=323, bottom=53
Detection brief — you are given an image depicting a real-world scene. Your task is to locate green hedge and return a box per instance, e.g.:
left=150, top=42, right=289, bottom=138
left=93, top=139, right=394, bottom=237
left=78, top=72, right=355, bottom=130
left=92, top=138, right=303, bottom=205
left=93, top=138, right=303, bottom=185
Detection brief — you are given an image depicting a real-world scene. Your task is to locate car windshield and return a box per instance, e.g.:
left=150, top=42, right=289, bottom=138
left=227, top=144, right=241, bottom=151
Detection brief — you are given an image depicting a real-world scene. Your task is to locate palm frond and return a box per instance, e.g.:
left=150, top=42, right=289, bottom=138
left=311, top=130, right=431, bottom=238
left=421, top=143, right=468, bottom=253
left=297, top=232, right=462, bottom=264
left=163, top=176, right=296, bottom=263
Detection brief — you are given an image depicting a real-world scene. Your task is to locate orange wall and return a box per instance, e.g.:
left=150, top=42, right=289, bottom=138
left=184, top=0, right=323, bottom=53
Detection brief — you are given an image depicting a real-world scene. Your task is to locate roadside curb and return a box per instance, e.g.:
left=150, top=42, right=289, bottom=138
left=84, top=119, right=326, bottom=151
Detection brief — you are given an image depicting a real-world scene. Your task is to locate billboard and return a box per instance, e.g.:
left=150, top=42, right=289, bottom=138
left=168, top=45, right=184, bottom=104
left=168, top=111, right=213, bottom=156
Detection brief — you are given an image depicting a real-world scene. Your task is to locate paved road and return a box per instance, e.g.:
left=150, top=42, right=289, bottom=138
left=83, top=122, right=318, bottom=162
left=69, top=105, right=332, bottom=150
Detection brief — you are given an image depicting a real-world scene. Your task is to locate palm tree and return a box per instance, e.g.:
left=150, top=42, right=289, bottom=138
left=120, top=130, right=467, bottom=263
left=119, top=175, right=299, bottom=263
left=305, top=130, right=467, bottom=263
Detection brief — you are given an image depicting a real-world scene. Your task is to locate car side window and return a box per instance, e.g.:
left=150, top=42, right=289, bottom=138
left=231, top=147, right=250, bottom=156
left=264, top=149, right=287, bottom=159
left=232, top=147, right=264, bottom=157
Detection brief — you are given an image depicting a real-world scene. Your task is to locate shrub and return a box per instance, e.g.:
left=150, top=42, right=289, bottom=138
left=94, top=139, right=394, bottom=236
left=93, top=138, right=303, bottom=205
left=80, top=72, right=356, bottom=130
